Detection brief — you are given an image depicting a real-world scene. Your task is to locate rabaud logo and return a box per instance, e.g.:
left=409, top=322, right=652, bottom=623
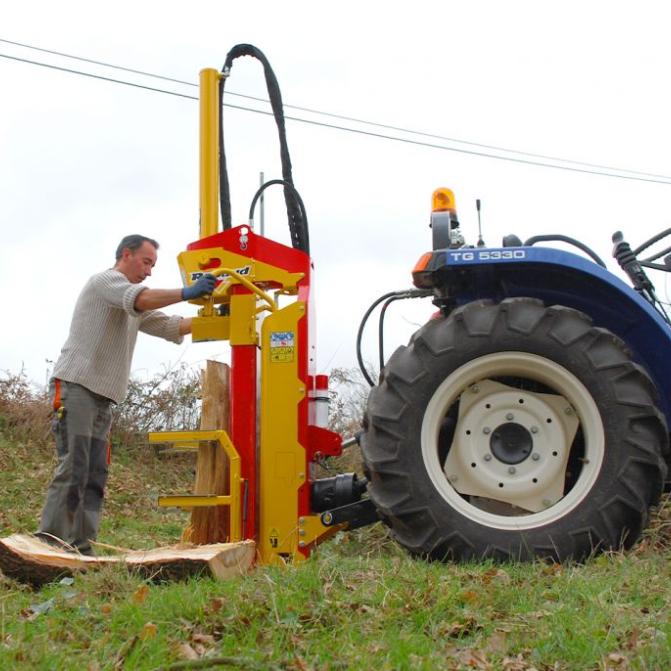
left=189, top=266, right=252, bottom=282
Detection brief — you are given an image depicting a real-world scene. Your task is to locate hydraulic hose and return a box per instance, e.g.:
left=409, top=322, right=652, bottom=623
left=633, top=228, right=671, bottom=257
left=219, top=44, right=309, bottom=254
left=640, top=243, right=671, bottom=263
left=378, top=294, right=419, bottom=376
left=356, top=289, right=433, bottom=387
left=248, top=179, right=308, bottom=234
left=612, top=231, right=671, bottom=325
left=524, top=235, right=606, bottom=268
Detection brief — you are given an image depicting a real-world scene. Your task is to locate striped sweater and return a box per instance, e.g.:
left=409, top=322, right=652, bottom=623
left=53, top=269, right=184, bottom=403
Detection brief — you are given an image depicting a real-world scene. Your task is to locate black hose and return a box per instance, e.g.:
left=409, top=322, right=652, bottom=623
left=524, top=235, right=606, bottom=268
left=640, top=260, right=670, bottom=272
left=633, top=228, right=671, bottom=256
left=641, top=243, right=671, bottom=263
left=248, top=179, right=308, bottom=235
left=378, top=295, right=414, bottom=375
left=356, top=291, right=398, bottom=387
left=357, top=289, right=433, bottom=387
left=219, top=44, right=309, bottom=254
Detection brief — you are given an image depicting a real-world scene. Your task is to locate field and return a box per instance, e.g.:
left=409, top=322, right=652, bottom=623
left=1, top=432, right=671, bottom=670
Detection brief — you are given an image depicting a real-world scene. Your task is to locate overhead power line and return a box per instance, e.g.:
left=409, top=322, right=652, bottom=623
left=0, top=53, right=197, bottom=100
left=1, top=46, right=670, bottom=186
left=0, top=37, right=196, bottom=88
left=4, top=37, right=670, bottom=182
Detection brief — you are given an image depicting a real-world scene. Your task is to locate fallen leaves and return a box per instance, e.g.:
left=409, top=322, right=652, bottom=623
left=451, top=647, right=491, bottom=670
left=289, top=654, right=311, bottom=671
left=191, top=633, right=215, bottom=646
left=176, top=642, right=199, bottom=660
left=481, top=567, right=512, bottom=585
left=437, top=616, right=483, bottom=639
left=207, top=596, right=225, bottom=613
left=483, top=630, right=508, bottom=655
left=140, top=622, right=158, bottom=641
left=603, top=652, right=629, bottom=670
left=131, top=584, right=150, bottom=604
left=459, top=590, right=480, bottom=604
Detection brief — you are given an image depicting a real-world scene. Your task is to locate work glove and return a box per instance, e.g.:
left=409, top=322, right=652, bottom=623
left=182, top=273, right=217, bottom=300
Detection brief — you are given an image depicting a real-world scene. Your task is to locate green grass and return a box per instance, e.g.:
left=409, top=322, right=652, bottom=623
left=1, top=435, right=670, bottom=670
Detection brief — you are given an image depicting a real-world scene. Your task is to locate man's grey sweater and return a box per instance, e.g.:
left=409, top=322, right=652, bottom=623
left=53, top=269, right=183, bottom=403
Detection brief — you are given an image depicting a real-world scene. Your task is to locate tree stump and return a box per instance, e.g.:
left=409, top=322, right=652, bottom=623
left=185, top=360, right=231, bottom=544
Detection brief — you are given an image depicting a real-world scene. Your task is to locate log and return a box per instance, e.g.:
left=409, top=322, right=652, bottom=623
left=187, top=361, right=231, bottom=544
left=124, top=541, right=253, bottom=581
left=0, top=534, right=255, bottom=587
left=0, top=534, right=114, bottom=587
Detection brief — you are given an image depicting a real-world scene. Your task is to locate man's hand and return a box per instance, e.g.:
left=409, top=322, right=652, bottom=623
left=182, top=274, right=217, bottom=300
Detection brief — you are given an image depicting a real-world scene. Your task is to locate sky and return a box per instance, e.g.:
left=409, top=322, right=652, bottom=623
left=2, top=0, right=671, bottom=389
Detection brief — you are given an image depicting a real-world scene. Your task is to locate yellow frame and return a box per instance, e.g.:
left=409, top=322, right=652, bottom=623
left=147, top=430, right=243, bottom=542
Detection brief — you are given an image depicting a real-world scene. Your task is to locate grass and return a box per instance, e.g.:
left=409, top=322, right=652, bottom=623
left=1, top=435, right=670, bottom=670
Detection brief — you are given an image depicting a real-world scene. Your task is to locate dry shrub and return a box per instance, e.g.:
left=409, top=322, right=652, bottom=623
left=642, top=493, right=671, bottom=551
left=112, top=364, right=201, bottom=448
left=0, top=369, right=51, bottom=446
left=328, top=367, right=369, bottom=438
left=0, top=364, right=202, bottom=452
left=319, top=367, right=370, bottom=475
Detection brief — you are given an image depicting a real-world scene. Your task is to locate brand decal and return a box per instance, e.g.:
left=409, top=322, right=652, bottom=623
left=189, top=265, right=252, bottom=282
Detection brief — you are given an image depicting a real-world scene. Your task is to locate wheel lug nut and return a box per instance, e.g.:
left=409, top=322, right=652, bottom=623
left=483, top=427, right=491, bottom=435
left=470, top=385, right=479, bottom=393
left=506, top=413, right=514, bottom=421
left=530, top=426, right=539, bottom=434
left=484, top=454, right=492, bottom=462
left=531, top=453, right=540, bottom=461
left=508, top=466, right=516, bottom=474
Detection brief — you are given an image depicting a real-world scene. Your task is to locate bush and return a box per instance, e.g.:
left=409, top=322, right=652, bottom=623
left=112, top=364, right=201, bottom=448
left=328, top=367, right=369, bottom=438
left=0, top=365, right=202, bottom=450
left=322, top=367, right=370, bottom=475
left=0, top=369, right=50, bottom=446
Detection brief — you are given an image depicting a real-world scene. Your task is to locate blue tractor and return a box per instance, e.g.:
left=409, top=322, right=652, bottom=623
left=359, top=188, right=671, bottom=562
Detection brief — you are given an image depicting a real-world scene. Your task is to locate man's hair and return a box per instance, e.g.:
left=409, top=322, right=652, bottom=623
left=115, top=235, right=159, bottom=261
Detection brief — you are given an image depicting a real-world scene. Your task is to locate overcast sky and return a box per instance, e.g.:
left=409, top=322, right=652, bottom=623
left=2, top=1, right=671, bottom=388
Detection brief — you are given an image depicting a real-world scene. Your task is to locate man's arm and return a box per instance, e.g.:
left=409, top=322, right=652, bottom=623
left=134, top=274, right=217, bottom=311
left=135, top=288, right=183, bottom=312
left=179, top=318, right=192, bottom=335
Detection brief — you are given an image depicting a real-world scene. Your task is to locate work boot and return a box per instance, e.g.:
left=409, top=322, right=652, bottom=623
left=32, top=532, right=76, bottom=554
left=76, top=544, right=96, bottom=557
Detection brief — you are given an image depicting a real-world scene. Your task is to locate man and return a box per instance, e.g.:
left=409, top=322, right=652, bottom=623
left=36, top=234, right=215, bottom=555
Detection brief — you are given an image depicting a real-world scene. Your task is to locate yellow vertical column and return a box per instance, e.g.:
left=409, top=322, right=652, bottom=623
left=200, top=68, right=221, bottom=240
left=258, top=301, right=307, bottom=564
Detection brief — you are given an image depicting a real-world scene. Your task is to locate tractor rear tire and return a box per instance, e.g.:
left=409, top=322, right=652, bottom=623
left=361, top=298, right=668, bottom=562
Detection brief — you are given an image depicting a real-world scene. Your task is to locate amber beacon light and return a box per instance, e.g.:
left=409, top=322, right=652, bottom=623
left=431, top=187, right=457, bottom=214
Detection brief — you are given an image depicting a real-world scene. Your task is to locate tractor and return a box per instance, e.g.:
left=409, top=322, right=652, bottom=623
left=360, top=189, right=670, bottom=562
left=151, top=44, right=670, bottom=566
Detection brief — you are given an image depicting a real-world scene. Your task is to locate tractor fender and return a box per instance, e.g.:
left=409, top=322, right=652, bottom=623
left=418, top=246, right=671, bottom=421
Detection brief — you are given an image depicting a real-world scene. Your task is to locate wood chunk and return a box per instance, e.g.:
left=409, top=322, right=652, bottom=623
left=124, top=541, right=255, bottom=581
left=0, top=534, right=255, bottom=587
left=189, top=360, right=231, bottom=544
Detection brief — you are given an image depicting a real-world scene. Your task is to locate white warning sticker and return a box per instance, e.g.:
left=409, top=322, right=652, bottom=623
left=270, top=331, right=295, bottom=363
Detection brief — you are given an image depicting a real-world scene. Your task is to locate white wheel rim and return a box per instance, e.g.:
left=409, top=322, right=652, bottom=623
left=421, top=352, right=605, bottom=531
